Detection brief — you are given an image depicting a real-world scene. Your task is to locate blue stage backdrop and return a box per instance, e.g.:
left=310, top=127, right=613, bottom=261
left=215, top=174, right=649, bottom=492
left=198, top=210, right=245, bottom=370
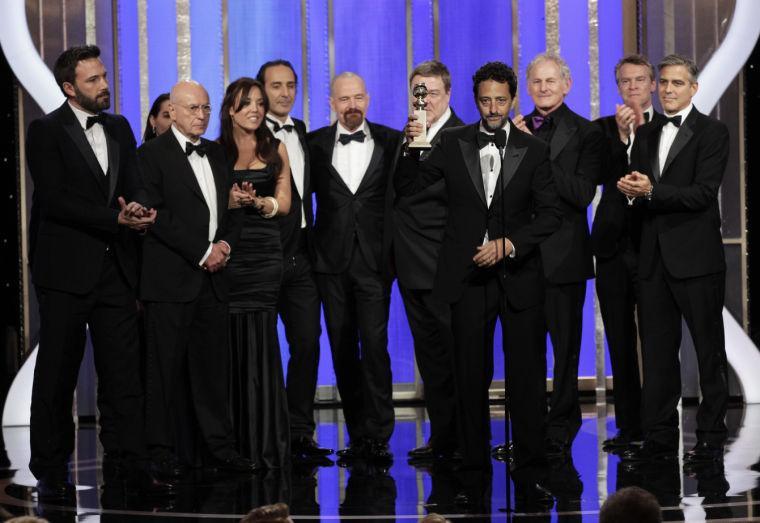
left=115, top=0, right=623, bottom=391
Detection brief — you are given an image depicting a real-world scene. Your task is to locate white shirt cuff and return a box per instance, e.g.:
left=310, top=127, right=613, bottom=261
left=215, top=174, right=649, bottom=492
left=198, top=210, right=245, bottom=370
left=198, top=242, right=213, bottom=267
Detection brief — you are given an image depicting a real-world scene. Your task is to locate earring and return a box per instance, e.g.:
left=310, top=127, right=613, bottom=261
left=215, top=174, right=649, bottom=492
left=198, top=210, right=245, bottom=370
left=152, top=126, right=157, bottom=134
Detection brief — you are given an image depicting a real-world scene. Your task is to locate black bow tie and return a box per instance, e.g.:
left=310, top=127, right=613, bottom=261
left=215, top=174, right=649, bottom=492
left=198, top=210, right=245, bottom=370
left=338, top=130, right=366, bottom=145
left=664, top=115, right=682, bottom=127
left=185, top=141, right=207, bottom=157
left=268, top=118, right=294, bottom=133
left=477, top=129, right=507, bottom=150
left=86, top=114, right=106, bottom=129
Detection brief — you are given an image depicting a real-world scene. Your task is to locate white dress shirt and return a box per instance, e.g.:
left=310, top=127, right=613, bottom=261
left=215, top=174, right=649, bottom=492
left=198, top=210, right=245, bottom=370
left=69, top=101, right=109, bottom=174
left=477, top=120, right=515, bottom=257
left=332, top=121, right=374, bottom=194
left=625, top=105, right=655, bottom=162
left=426, top=106, right=452, bottom=143
left=171, top=125, right=218, bottom=265
left=266, top=113, right=306, bottom=227
left=658, top=103, right=693, bottom=175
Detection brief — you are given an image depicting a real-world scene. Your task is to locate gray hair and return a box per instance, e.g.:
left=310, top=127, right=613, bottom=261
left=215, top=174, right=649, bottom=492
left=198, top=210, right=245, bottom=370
left=526, top=53, right=571, bottom=82
left=658, top=54, right=699, bottom=83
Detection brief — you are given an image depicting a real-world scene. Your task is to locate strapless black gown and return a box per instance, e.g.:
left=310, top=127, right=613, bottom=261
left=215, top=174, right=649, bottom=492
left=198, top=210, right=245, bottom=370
left=227, top=165, right=289, bottom=469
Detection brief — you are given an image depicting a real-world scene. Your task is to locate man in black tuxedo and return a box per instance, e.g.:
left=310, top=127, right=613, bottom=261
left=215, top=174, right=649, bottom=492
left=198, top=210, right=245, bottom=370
left=514, top=53, right=605, bottom=456
left=26, top=45, right=168, bottom=498
left=307, top=72, right=401, bottom=460
left=138, top=80, right=255, bottom=474
left=618, top=54, right=730, bottom=463
left=391, top=60, right=463, bottom=463
left=257, top=59, right=332, bottom=461
left=592, top=54, right=661, bottom=452
left=397, top=61, right=561, bottom=506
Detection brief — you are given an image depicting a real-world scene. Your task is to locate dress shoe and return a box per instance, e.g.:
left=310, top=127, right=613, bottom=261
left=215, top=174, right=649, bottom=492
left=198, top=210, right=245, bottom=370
left=336, top=440, right=367, bottom=459
left=408, top=443, right=458, bottom=462
left=684, top=441, right=724, bottom=463
left=408, top=443, right=435, bottom=459
left=514, top=482, right=555, bottom=512
left=212, top=455, right=260, bottom=473
left=292, top=436, right=334, bottom=458
left=37, top=478, right=76, bottom=501
left=491, top=442, right=513, bottom=462
left=620, top=440, right=677, bottom=462
left=602, top=432, right=642, bottom=451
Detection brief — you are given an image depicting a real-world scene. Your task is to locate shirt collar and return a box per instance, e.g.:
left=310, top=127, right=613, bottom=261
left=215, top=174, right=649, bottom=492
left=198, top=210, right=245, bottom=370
left=643, top=104, right=654, bottom=121
left=664, top=103, right=693, bottom=124
left=171, top=124, right=201, bottom=152
left=266, top=113, right=295, bottom=130
left=335, top=120, right=371, bottom=143
left=427, top=107, right=451, bottom=143
left=68, top=100, right=98, bottom=130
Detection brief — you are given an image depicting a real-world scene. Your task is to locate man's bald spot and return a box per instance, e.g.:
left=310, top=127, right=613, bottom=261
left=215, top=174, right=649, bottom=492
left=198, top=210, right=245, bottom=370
left=170, top=80, right=208, bottom=102
left=330, top=72, right=366, bottom=96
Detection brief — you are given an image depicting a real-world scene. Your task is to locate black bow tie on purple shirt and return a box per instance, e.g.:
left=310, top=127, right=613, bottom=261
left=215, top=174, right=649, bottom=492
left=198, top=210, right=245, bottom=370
left=185, top=142, right=207, bottom=157
left=338, top=130, right=366, bottom=145
left=267, top=118, right=294, bottom=133
left=86, top=114, right=106, bottom=129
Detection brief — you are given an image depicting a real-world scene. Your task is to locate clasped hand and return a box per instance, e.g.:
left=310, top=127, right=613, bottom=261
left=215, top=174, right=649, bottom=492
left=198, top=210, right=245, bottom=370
left=117, top=196, right=156, bottom=230
left=617, top=171, right=652, bottom=198
left=473, top=238, right=513, bottom=268
left=203, top=241, right=230, bottom=273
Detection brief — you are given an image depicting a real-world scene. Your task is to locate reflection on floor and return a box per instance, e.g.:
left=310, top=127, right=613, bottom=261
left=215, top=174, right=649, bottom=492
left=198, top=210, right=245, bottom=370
left=1, top=403, right=760, bottom=521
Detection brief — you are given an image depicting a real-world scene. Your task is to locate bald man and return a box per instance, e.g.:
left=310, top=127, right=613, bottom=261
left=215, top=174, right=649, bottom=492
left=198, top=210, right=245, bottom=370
left=138, top=80, right=255, bottom=475
left=307, top=73, right=402, bottom=460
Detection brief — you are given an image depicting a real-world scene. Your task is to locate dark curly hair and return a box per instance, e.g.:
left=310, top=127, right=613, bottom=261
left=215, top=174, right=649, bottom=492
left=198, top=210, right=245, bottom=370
left=218, top=77, right=282, bottom=174
left=472, top=61, right=518, bottom=99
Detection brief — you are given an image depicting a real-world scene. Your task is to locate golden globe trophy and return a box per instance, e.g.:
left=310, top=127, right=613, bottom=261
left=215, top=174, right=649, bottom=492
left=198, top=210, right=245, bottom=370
left=408, top=82, right=432, bottom=149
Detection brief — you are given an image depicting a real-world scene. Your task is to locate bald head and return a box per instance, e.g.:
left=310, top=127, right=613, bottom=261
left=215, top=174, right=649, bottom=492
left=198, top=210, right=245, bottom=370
left=169, top=80, right=211, bottom=141
left=330, top=72, right=369, bottom=131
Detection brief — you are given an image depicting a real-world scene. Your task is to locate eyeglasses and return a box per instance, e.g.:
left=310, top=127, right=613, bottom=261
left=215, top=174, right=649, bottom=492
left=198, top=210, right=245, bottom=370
left=175, top=102, right=212, bottom=115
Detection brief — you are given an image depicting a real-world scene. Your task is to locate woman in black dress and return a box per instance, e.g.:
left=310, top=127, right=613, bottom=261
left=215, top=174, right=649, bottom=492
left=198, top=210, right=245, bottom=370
left=219, top=77, right=291, bottom=469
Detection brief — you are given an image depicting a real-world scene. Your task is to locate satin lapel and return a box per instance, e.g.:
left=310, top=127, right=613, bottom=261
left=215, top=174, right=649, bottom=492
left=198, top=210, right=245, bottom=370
left=297, top=123, right=310, bottom=194
left=549, top=115, right=576, bottom=161
left=497, top=144, right=526, bottom=194
left=321, top=125, right=351, bottom=192
left=104, top=125, right=119, bottom=203
left=164, top=134, right=206, bottom=204
left=58, top=106, right=108, bottom=196
left=647, top=126, right=661, bottom=181
left=661, top=114, right=696, bottom=178
left=458, top=134, right=486, bottom=206
left=205, top=141, right=229, bottom=223
left=355, top=127, right=384, bottom=193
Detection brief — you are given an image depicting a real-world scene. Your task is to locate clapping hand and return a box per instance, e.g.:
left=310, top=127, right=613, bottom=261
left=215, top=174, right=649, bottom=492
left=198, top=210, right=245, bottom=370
left=117, top=196, right=156, bottom=230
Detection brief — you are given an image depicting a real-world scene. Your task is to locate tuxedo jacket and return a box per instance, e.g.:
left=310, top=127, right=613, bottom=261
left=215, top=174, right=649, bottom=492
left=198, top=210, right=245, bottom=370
left=137, top=131, right=240, bottom=302
left=307, top=121, right=402, bottom=274
left=27, top=102, right=145, bottom=294
left=278, top=118, right=314, bottom=259
left=527, top=104, right=605, bottom=283
left=591, top=112, right=663, bottom=259
left=396, top=121, right=562, bottom=307
left=389, top=109, right=465, bottom=290
left=629, top=107, right=728, bottom=280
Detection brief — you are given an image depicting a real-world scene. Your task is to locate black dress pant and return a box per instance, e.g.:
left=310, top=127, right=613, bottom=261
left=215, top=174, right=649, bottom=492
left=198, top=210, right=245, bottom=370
left=31, top=253, right=146, bottom=479
left=144, top=274, right=237, bottom=466
left=316, top=242, right=394, bottom=443
left=278, top=246, right=322, bottom=440
left=596, top=247, right=642, bottom=438
left=639, top=252, right=728, bottom=450
left=398, top=284, right=456, bottom=451
left=544, top=280, right=586, bottom=445
left=450, top=271, right=547, bottom=477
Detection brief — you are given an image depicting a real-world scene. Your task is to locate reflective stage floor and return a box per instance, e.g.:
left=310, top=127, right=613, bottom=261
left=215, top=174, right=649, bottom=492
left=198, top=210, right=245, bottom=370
left=2, top=403, right=760, bottom=521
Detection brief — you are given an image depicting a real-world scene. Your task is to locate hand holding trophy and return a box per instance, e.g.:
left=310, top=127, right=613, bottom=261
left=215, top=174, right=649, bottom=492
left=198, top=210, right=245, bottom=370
left=408, top=82, right=432, bottom=149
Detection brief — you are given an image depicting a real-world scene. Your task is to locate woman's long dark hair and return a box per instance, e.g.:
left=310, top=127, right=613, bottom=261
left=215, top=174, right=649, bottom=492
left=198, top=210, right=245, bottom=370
left=218, top=77, right=282, bottom=174
left=142, top=92, right=170, bottom=142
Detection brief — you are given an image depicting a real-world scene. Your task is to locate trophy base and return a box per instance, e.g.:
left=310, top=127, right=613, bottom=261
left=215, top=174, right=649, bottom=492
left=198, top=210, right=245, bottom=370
left=408, top=140, right=432, bottom=149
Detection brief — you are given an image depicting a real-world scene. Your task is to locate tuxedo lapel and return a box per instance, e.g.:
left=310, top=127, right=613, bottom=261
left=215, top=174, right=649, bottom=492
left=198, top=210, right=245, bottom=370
left=458, top=128, right=486, bottom=206
left=647, top=125, right=662, bottom=182
left=661, top=111, right=697, bottom=177
left=549, top=114, right=576, bottom=160
left=356, top=123, right=384, bottom=193
left=103, top=123, right=120, bottom=203
left=296, top=122, right=311, bottom=194
left=205, top=140, right=229, bottom=223
left=57, top=104, right=108, bottom=196
left=319, top=124, right=351, bottom=193
left=163, top=133, right=207, bottom=205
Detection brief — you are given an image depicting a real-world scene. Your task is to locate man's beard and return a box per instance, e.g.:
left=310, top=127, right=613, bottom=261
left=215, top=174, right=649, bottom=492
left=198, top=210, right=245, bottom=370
left=481, top=113, right=509, bottom=132
left=74, top=86, right=110, bottom=113
left=342, top=109, right=364, bottom=131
